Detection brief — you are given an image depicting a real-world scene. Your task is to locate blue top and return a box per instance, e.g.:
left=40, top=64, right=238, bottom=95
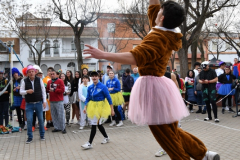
left=85, top=82, right=113, bottom=105
left=106, top=77, right=121, bottom=94
left=102, top=73, right=118, bottom=85
left=131, top=73, right=140, bottom=83
left=233, top=65, right=239, bottom=79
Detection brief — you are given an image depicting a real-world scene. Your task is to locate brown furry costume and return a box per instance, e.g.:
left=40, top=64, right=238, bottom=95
left=130, top=5, right=207, bottom=160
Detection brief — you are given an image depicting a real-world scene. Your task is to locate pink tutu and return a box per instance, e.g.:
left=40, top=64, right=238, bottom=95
left=128, top=76, right=189, bottom=125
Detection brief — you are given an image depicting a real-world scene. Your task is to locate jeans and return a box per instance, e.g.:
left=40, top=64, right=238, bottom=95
left=196, top=91, right=206, bottom=111
left=0, top=101, right=9, bottom=126
left=26, top=101, right=45, bottom=139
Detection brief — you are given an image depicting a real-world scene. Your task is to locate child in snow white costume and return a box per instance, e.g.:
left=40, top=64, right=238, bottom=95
left=83, top=1, right=220, bottom=159
left=81, top=71, right=114, bottom=149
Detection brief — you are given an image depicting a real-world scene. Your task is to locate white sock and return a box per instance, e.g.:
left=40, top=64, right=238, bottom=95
left=25, top=121, right=27, bottom=125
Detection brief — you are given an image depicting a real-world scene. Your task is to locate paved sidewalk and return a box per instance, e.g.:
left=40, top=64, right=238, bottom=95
left=1, top=107, right=240, bottom=160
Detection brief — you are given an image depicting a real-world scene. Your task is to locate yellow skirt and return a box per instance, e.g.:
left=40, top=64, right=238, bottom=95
left=110, top=92, right=124, bottom=106
left=87, top=99, right=111, bottom=119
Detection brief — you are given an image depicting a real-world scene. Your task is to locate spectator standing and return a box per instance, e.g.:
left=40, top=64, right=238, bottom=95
left=0, top=71, right=10, bottom=127
left=12, top=67, right=24, bottom=128
left=199, top=61, right=219, bottom=122
left=20, top=65, right=46, bottom=143
left=107, top=70, right=124, bottom=127
left=218, top=66, right=236, bottom=114
left=122, top=68, right=134, bottom=114
left=46, top=70, right=66, bottom=134
left=193, top=62, right=201, bottom=78
left=233, top=58, right=239, bottom=79
left=131, top=68, right=140, bottom=83
left=60, top=73, right=71, bottom=126
left=185, top=70, right=196, bottom=112
left=215, top=61, right=226, bottom=91
left=102, top=65, right=118, bottom=85
left=194, top=68, right=207, bottom=114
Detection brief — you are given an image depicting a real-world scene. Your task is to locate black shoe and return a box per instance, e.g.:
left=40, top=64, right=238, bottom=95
left=202, top=110, right=206, bottom=114
left=62, top=129, right=67, bottom=134
left=50, top=122, right=54, bottom=127
left=228, top=108, right=235, bottom=113
left=222, top=109, right=225, bottom=114
left=46, top=123, right=51, bottom=128
left=40, top=137, right=45, bottom=141
left=204, top=117, right=212, bottom=121
left=52, top=129, right=61, bottom=132
left=196, top=109, right=202, bottom=113
left=26, top=138, right=33, bottom=144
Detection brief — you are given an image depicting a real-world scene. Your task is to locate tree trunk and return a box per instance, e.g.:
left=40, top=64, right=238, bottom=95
left=75, top=36, right=83, bottom=74
left=178, top=48, right=188, bottom=78
left=191, top=40, right=198, bottom=69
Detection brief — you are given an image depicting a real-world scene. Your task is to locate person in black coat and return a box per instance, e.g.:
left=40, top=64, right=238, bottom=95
left=218, top=66, right=236, bottom=114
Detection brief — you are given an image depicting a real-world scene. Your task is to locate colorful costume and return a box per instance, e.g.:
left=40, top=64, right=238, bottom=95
left=128, top=4, right=207, bottom=159
left=85, top=82, right=112, bottom=122
left=78, top=84, right=89, bottom=127
left=43, top=76, right=52, bottom=122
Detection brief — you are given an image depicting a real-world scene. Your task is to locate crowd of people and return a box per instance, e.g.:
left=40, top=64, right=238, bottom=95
left=0, top=64, right=138, bottom=144
left=183, top=59, right=240, bottom=123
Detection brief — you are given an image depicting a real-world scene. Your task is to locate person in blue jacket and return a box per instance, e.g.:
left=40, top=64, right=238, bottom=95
left=106, top=70, right=124, bottom=127
left=131, top=67, right=140, bottom=83
left=81, top=71, right=114, bottom=150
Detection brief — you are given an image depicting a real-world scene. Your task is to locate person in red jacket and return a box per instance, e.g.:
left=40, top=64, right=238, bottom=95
left=46, top=70, right=66, bottom=134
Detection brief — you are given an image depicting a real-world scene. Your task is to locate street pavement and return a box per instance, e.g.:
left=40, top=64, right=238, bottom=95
left=1, top=106, right=240, bottom=160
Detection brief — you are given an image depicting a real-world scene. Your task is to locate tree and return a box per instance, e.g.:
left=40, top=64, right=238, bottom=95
left=52, top=0, right=102, bottom=73
left=0, top=0, right=60, bottom=66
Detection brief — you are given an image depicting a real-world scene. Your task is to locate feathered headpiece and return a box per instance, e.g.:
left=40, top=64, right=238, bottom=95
left=12, top=67, right=20, bottom=76
left=22, top=67, right=27, bottom=77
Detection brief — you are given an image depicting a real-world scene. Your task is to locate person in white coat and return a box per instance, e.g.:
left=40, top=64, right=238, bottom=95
left=78, top=75, right=90, bottom=130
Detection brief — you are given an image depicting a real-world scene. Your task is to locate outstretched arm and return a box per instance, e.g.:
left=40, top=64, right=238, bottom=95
left=84, top=45, right=137, bottom=65
left=150, top=0, right=160, bottom=6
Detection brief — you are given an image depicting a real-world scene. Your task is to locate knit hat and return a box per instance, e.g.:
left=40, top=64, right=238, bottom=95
left=201, top=61, right=209, bottom=69
left=219, top=61, right=226, bottom=66
left=12, top=67, right=20, bottom=76
left=26, top=65, right=36, bottom=74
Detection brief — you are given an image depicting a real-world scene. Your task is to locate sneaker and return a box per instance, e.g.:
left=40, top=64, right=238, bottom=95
left=62, top=129, right=67, bottom=134
left=202, top=110, right=207, bottom=114
left=44, top=126, right=48, bottom=131
left=46, top=123, right=51, bottom=128
left=26, top=138, right=32, bottom=144
left=52, top=129, right=61, bottom=132
left=155, top=149, right=167, bottom=157
left=222, top=109, right=225, bottom=114
left=32, top=126, right=35, bottom=132
left=40, top=137, right=45, bottom=141
left=79, top=126, right=84, bottom=130
left=225, top=106, right=229, bottom=111
left=190, top=110, right=194, bottom=113
left=203, top=151, right=220, bottom=160
left=24, top=124, right=27, bottom=130
left=116, top=121, right=123, bottom=127
left=204, top=117, right=212, bottom=121
left=215, top=119, right=220, bottom=123
left=70, top=119, right=74, bottom=124
left=81, top=142, right=93, bottom=149
left=196, top=109, right=202, bottom=114
left=109, top=120, right=116, bottom=127
left=228, top=108, right=235, bottom=113
left=101, top=137, right=110, bottom=144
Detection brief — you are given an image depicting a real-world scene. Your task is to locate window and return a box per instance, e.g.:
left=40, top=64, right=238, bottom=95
left=107, top=23, right=115, bottom=33
left=212, top=41, right=218, bottom=51
left=41, top=64, right=48, bottom=76
left=67, top=62, right=76, bottom=73
left=67, top=62, right=75, bottom=67
left=36, top=41, right=41, bottom=54
left=108, top=44, right=116, bottom=53
left=225, top=43, right=233, bottom=51
left=53, top=40, right=59, bottom=55
left=71, top=41, right=76, bottom=51
left=0, top=42, right=7, bottom=52
left=54, top=64, right=61, bottom=71
left=45, top=40, right=50, bottom=56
